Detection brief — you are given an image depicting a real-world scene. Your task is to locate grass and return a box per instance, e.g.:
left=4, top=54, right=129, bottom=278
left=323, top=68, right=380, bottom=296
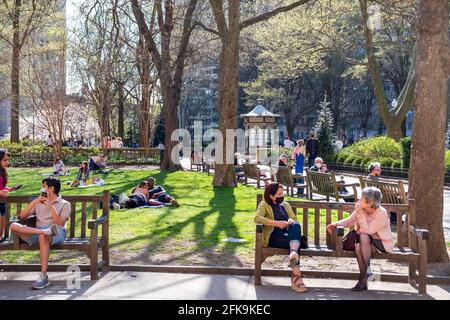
left=0, top=167, right=346, bottom=267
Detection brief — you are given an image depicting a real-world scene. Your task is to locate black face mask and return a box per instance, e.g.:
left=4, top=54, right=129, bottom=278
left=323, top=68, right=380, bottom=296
left=275, top=196, right=284, bottom=204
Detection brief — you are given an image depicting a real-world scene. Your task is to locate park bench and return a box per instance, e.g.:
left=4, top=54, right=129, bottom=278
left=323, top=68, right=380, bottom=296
left=254, top=194, right=429, bottom=293
left=0, top=190, right=110, bottom=280
left=359, top=176, right=408, bottom=204
left=306, top=170, right=359, bottom=202
left=243, top=163, right=271, bottom=188
left=273, top=166, right=307, bottom=197
left=359, top=177, right=409, bottom=245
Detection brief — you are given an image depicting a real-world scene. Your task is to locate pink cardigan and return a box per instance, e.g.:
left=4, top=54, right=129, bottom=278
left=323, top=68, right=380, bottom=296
left=336, top=206, right=394, bottom=253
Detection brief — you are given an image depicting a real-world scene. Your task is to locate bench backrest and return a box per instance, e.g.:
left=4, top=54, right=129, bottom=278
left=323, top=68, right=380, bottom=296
left=275, top=166, right=295, bottom=186
left=256, top=194, right=413, bottom=249
left=0, top=190, right=110, bottom=239
left=306, top=170, right=338, bottom=196
left=359, top=177, right=408, bottom=205
left=243, top=163, right=260, bottom=178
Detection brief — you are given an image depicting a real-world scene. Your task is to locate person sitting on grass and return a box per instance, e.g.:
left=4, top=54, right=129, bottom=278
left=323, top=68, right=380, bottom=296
left=112, top=181, right=150, bottom=210
left=71, top=161, right=90, bottom=187
left=327, top=187, right=393, bottom=292
left=255, top=183, right=307, bottom=293
left=89, top=154, right=108, bottom=172
left=53, top=157, right=67, bottom=176
left=147, top=177, right=179, bottom=207
left=10, top=177, right=70, bottom=290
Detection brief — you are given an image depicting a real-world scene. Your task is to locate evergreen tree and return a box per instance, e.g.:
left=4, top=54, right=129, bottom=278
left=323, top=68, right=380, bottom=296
left=313, top=95, right=336, bottom=160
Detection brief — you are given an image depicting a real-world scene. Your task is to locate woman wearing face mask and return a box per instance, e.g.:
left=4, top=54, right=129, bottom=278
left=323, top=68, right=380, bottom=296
left=254, top=183, right=307, bottom=293
left=309, top=157, right=324, bottom=172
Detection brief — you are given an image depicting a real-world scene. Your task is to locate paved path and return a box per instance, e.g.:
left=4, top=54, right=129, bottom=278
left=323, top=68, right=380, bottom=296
left=0, top=271, right=449, bottom=300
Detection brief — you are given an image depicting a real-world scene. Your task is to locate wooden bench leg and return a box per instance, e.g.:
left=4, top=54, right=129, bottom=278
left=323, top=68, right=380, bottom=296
left=418, top=240, right=427, bottom=294
left=408, top=262, right=417, bottom=285
left=255, top=227, right=263, bottom=286
left=90, top=232, right=99, bottom=280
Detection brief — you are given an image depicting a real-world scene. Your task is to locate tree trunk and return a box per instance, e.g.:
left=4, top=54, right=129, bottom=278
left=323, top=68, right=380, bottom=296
left=359, top=0, right=415, bottom=142
left=139, top=85, right=150, bottom=149
left=160, top=71, right=182, bottom=171
left=212, top=0, right=240, bottom=187
left=118, top=85, right=125, bottom=139
left=409, top=0, right=449, bottom=263
left=10, top=0, right=21, bottom=143
left=385, top=121, right=404, bottom=142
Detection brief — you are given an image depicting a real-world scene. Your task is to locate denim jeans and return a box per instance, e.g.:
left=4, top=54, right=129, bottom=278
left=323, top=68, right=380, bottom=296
left=268, top=222, right=302, bottom=266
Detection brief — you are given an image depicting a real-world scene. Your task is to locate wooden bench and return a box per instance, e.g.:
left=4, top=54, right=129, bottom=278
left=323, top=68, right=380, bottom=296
left=0, top=190, right=110, bottom=280
left=254, top=194, right=429, bottom=293
left=306, top=170, right=359, bottom=202
left=359, top=177, right=409, bottom=246
left=243, top=164, right=271, bottom=188
left=273, top=166, right=307, bottom=197
left=359, top=177, right=408, bottom=204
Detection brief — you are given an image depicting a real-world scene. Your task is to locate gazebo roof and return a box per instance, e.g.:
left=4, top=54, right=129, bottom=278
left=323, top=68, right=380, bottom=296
left=240, top=104, right=281, bottom=118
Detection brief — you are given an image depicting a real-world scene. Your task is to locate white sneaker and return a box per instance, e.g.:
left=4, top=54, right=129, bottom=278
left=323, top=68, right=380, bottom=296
left=367, top=266, right=375, bottom=281
left=119, top=193, right=129, bottom=204
left=112, top=202, right=121, bottom=210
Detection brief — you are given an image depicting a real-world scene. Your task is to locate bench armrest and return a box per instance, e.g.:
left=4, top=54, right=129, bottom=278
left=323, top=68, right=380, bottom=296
left=409, top=225, right=429, bottom=240
left=336, top=226, right=345, bottom=237
left=342, top=183, right=360, bottom=188
left=88, top=214, right=109, bottom=230
left=256, top=224, right=263, bottom=233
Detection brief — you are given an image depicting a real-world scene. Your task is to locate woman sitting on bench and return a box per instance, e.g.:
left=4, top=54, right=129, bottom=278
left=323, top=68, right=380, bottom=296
left=254, top=183, right=307, bottom=293
left=327, top=187, right=393, bottom=292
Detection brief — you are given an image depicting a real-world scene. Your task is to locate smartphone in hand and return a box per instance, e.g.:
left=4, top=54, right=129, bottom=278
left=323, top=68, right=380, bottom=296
left=10, top=184, right=24, bottom=192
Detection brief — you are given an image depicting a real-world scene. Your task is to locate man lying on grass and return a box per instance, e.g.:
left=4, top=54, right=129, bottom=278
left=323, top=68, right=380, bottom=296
left=111, top=177, right=179, bottom=209
left=10, top=177, right=70, bottom=290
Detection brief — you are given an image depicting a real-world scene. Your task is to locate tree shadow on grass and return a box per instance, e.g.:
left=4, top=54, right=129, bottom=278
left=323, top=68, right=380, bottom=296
left=110, top=186, right=244, bottom=266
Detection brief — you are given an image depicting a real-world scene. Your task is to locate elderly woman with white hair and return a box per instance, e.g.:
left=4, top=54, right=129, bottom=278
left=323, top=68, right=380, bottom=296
left=327, top=187, right=393, bottom=291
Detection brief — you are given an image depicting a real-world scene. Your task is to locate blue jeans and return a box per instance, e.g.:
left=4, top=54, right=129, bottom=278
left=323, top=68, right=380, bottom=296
left=269, top=222, right=302, bottom=266
left=23, top=225, right=66, bottom=246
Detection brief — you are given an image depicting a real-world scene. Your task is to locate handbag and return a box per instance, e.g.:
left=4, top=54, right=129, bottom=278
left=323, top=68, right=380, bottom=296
left=342, top=230, right=359, bottom=251
left=19, top=215, right=36, bottom=228
left=300, top=235, right=308, bottom=249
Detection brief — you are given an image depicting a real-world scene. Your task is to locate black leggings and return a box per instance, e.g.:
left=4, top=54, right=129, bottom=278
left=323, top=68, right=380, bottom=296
left=124, top=194, right=147, bottom=209
left=268, top=222, right=302, bottom=265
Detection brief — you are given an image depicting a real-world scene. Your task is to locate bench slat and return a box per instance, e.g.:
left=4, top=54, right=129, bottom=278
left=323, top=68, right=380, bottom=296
left=81, top=202, right=87, bottom=238
left=326, top=208, right=332, bottom=247
left=70, top=202, right=76, bottom=238
left=302, top=208, right=308, bottom=239
left=314, top=208, right=320, bottom=246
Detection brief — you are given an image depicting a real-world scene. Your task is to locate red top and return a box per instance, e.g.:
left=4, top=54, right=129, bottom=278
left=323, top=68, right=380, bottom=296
left=0, top=174, right=11, bottom=191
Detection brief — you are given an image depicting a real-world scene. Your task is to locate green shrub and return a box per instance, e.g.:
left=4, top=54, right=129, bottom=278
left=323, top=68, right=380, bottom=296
left=391, top=160, right=402, bottom=169
left=400, top=137, right=412, bottom=169
left=344, top=155, right=357, bottom=165
left=352, top=157, right=364, bottom=166
left=379, top=157, right=393, bottom=168
left=336, top=154, right=348, bottom=163
left=328, top=154, right=339, bottom=162
left=338, top=136, right=401, bottom=160
left=445, top=150, right=450, bottom=171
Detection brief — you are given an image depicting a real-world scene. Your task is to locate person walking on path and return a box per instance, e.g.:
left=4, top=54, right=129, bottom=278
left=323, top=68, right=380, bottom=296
left=306, top=132, right=319, bottom=169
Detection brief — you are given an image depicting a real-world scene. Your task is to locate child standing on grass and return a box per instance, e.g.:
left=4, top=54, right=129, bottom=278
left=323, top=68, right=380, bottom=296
left=0, top=149, right=12, bottom=242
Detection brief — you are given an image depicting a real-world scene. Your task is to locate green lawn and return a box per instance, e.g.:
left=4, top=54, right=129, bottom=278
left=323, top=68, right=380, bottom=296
left=0, top=167, right=344, bottom=267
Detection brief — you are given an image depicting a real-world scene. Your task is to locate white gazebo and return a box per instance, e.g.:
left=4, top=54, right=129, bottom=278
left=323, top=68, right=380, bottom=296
left=240, top=100, right=281, bottom=162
